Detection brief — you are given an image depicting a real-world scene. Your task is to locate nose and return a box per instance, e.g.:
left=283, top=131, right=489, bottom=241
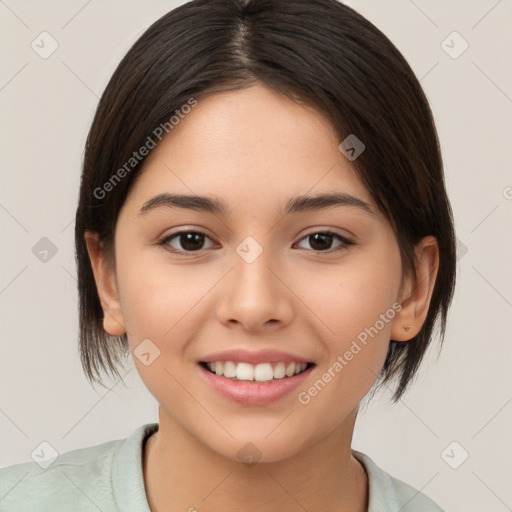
left=215, top=242, right=294, bottom=332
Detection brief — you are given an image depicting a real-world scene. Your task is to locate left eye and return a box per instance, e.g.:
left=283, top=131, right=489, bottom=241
left=160, top=230, right=353, bottom=254
left=294, top=231, right=353, bottom=252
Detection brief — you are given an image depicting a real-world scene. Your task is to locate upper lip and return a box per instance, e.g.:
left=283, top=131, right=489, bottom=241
left=199, top=348, right=314, bottom=365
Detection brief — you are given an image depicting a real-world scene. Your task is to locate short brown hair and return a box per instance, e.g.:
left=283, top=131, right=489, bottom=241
left=75, top=0, right=456, bottom=402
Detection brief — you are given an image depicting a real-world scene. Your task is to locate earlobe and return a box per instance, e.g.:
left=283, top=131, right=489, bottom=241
left=84, top=231, right=127, bottom=336
left=391, top=236, right=439, bottom=341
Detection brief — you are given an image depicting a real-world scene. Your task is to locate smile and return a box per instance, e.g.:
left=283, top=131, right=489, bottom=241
left=200, top=361, right=314, bottom=382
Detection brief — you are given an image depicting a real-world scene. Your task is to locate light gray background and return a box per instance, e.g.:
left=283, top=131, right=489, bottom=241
left=1, top=1, right=511, bottom=510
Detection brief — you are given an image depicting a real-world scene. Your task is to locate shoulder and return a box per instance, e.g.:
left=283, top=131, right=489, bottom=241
left=0, top=423, right=158, bottom=512
left=0, top=438, right=122, bottom=512
left=352, top=450, right=445, bottom=512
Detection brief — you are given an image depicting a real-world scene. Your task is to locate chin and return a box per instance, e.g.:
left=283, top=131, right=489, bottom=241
left=201, top=429, right=314, bottom=466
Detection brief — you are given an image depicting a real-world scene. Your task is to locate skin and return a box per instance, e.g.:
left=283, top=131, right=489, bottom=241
left=85, top=83, right=439, bottom=512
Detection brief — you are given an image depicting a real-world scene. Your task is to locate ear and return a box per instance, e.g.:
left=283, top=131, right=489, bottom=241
left=84, top=231, right=126, bottom=336
left=391, top=235, right=439, bottom=342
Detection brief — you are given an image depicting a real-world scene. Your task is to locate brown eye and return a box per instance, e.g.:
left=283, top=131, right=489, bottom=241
left=161, top=231, right=215, bottom=253
left=295, top=231, right=353, bottom=253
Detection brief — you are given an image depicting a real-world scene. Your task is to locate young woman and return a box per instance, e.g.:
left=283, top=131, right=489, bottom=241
left=0, top=1, right=456, bottom=510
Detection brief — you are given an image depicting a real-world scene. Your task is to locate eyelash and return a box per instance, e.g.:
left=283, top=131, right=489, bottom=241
left=158, top=229, right=355, bottom=256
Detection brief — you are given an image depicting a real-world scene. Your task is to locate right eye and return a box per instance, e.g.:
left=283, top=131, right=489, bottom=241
left=159, top=230, right=216, bottom=254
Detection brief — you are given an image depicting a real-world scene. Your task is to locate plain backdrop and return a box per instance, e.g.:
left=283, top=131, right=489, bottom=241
left=1, top=1, right=511, bottom=511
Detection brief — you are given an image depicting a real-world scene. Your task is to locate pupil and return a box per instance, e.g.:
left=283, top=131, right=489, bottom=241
left=309, top=233, right=332, bottom=251
left=181, top=232, right=203, bottom=251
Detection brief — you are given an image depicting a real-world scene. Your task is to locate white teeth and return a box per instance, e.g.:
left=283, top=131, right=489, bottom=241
left=285, top=362, right=296, bottom=377
left=204, top=361, right=310, bottom=381
left=273, top=362, right=286, bottom=379
left=236, top=362, right=254, bottom=381
left=254, top=363, right=274, bottom=382
left=223, top=361, right=237, bottom=378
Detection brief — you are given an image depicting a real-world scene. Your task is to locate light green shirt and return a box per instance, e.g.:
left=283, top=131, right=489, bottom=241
left=0, top=423, right=444, bottom=511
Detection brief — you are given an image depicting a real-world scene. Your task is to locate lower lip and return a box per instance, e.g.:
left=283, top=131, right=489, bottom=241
left=198, top=363, right=314, bottom=406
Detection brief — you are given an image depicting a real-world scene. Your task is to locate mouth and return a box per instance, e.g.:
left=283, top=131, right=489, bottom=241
left=197, top=357, right=316, bottom=405
left=198, top=360, right=316, bottom=383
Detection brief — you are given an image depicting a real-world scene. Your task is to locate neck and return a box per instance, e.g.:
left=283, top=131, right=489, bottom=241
left=143, top=408, right=368, bottom=512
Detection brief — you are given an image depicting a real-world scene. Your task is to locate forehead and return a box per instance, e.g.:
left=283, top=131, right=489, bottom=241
left=122, top=83, right=376, bottom=216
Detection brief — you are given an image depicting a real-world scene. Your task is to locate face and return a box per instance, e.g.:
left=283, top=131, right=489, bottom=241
left=93, top=83, right=414, bottom=463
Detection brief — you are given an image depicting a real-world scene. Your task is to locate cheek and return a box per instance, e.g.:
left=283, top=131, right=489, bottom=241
left=115, top=246, right=216, bottom=351
left=293, top=248, right=401, bottom=399
left=296, top=247, right=402, bottom=341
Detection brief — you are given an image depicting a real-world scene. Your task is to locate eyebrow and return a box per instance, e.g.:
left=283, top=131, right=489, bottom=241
left=138, top=192, right=375, bottom=217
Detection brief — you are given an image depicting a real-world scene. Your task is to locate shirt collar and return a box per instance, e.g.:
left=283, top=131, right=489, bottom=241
left=112, top=422, right=159, bottom=512
left=352, top=449, right=401, bottom=512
